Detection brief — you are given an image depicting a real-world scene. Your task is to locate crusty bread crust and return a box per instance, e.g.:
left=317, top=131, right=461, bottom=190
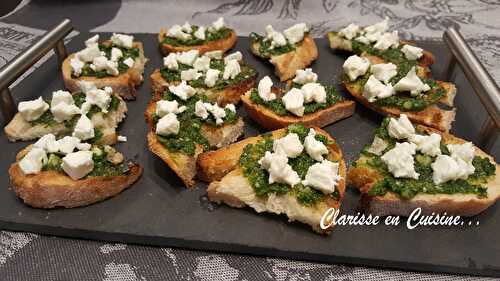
left=348, top=124, right=500, bottom=217
left=241, top=89, right=355, bottom=130
left=9, top=146, right=142, bottom=209
left=4, top=95, right=127, bottom=144
left=204, top=127, right=346, bottom=234
left=326, top=32, right=435, bottom=67
left=150, top=68, right=257, bottom=106
left=62, top=42, right=147, bottom=100
left=344, top=81, right=456, bottom=132
left=251, top=35, right=318, bottom=81
left=158, top=29, right=237, bottom=55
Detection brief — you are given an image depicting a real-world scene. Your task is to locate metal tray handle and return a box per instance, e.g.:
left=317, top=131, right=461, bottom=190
left=443, top=27, right=500, bottom=151
left=0, top=19, right=73, bottom=123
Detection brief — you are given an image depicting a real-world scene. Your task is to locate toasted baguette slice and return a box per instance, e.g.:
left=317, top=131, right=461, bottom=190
left=250, top=35, right=318, bottom=81
left=145, top=100, right=244, bottom=188
left=348, top=125, right=500, bottom=217
left=62, top=42, right=147, bottom=100
left=9, top=146, right=142, bottom=209
left=4, top=94, right=127, bottom=144
left=158, top=29, right=237, bottom=55
left=150, top=69, right=257, bottom=106
left=344, top=80, right=456, bottom=132
left=326, top=32, right=435, bottom=67
left=200, top=127, right=346, bottom=234
left=241, top=89, right=356, bottom=130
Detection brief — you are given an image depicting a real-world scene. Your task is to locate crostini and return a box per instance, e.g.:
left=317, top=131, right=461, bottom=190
left=242, top=69, right=355, bottom=130
left=342, top=54, right=456, bottom=132
left=9, top=135, right=142, bottom=208
left=348, top=114, right=499, bottom=216
left=250, top=23, right=318, bottom=81
left=197, top=124, right=346, bottom=234
left=327, top=18, right=435, bottom=67
left=145, top=83, right=244, bottom=188
left=159, top=17, right=237, bottom=55
left=4, top=82, right=127, bottom=144
left=62, top=34, right=147, bottom=100
left=150, top=50, right=257, bottom=105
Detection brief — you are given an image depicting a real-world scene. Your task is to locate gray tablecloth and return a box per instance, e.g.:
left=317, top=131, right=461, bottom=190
left=1, top=1, right=499, bottom=280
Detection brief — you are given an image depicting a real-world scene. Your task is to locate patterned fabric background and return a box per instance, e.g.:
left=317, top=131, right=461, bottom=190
left=1, top=1, right=499, bottom=280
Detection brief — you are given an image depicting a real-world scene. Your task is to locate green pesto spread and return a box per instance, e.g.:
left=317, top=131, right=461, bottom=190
left=353, top=118, right=496, bottom=199
left=162, top=26, right=232, bottom=46
left=154, top=90, right=238, bottom=156
left=160, top=59, right=256, bottom=91
left=249, top=32, right=296, bottom=57
left=239, top=124, right=340, bottom=207
left=249, top=84, right=344, bottom=116
left=75, top=43, right=140, bottom=78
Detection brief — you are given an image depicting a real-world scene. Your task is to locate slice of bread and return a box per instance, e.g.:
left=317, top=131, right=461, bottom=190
left=158, top=29, right=237, bottom=55
left=241, top=88, right=356, bottom=130
left=4, top=94, right=127, bottom=144
left=344, top=80, right=456, bottom=132
left=199, top=127, right=346, bottom=234
left=327, top=32, right=435, bottom=67
left=150, top=68, right=257, bottom=106
left=145, top=100, right=244, bottom=188
left=62, top=42, right=147, bottom=100
left=348, top=125, right=500, bottom=217
left=9, top=146, right=142, bottom=209
left=250, top=35, right=318, bottom=81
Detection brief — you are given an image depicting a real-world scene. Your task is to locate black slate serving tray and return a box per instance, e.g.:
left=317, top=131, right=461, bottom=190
left=0, top=33, right=499, bottom=277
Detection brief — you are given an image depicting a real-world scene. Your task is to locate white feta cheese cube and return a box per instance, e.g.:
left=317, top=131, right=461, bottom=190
left=156, top=113, right=180, bottom=136
left=193, top=56, right=211, bottom=72
left=33, top=133, right=57, bottom=152
left=302, top=160, right=341, bottom=194
left=393, top=67, right=430, bottom=96
left=19, top=147, right=47, bottom=175
left=370, top=63, right=397, bottom=84
left=110, top=47, right=123, bottom=62
left=72, top=114, right=95, bottom=141
left=258, top=151, right=301, bottom=186
left=339, top=23, right=360, bottom=40
left=117, top=136, right=127, bottom=142
left=176, top=50, right=199, bottom=66
left=167, top=24, right=192, bottom=40
left=110, top=33, right=134, bottom=49
left=408, top=133, right=442, bottom=157
left=225, top=103, right=236, bottom=113
left=301, top=83, right=327, bottom=103
left=156, top=100, right=185, bottom=117
left=224, top=51, right=242, bottom=63
left=181, top=69, right=203, bottom=81
left=363, top=75, right=394, bottom=102
left=373, top=31, right=399, bottom=51
left=363, top=17, right=389, bottom=42
left=85, top=35, right=99, bottom=47
left=208, top=103, right=226, bottom=125
left=401, top=44, right=423, bottom=60
left=292, top=68, right=317, bottom=85
left=204, top=68, right=220, bottom=87
left=76, top=142, right=91, bottom=151
left=283, top=23, right=308, bottom=44
left=222, top=59, right=241, bottom=80
left=265, top=25, right=287, bottom=48
left=204, top=50, right=223, bottom=59
left=123, top=57, right=134, bottom=68
left=431, top=154, right=471, bottom=184
left=211, top=17, right=225, bottom=31
left=168, top=81, right=196, bottom=100
left=70, top=57, right=85, bottom=77
left=387, top=114, right=415, bottom=140
left=163, top=53, right=178, bottom=70
left=194, top=100, right=209, bottom=119
left=343, top=55, right=370, bottom=81
left=381, top=142, right=419, bottom=179
left=90, top=56, right=119, bottom=76
left=447, top=142, right=475, bottom=163
left=51, top=102, right=80, bottom=123
left=257, top=76, right=276, bottom=101
left=181, top=22, right=192, bottom=33
left=282, top=88, right=305, bottom=116
left=81, top=86, right=112, bottom=114
left=304, top=129, right=329, bottom=161
left=56, top=136, right=81, bottom=155
left=61, top=151, right=94, bottom=180
left=273, top=133, right=304, bottom=158
left=194, top=26, right=206, bottom=40
left=77, top=44, right=101, bottom=62
left=354, top=35, right=370, bottom=45
left=18, top=96, right=49, bottom=122
left=51, top=90, right=73, bottom=107
left=367, top=136, right=388, bottom=156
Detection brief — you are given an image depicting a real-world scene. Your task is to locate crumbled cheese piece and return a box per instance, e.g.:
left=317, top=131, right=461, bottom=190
left=282, top=88, right=305, bottom=117
left=265, top=25, right=287, bottom=48
left=401, top=44, right=423, bottom=60
left=76, top=143, right=91, bottom=151
left=90, top=56, right=119, bottom=76
left=367, top=136, right=388, bottom=156
left=211, top=17, right=225, bottom=31
left=85, top=35, right=99, bottom=47
left=56, top=136, right=81, bottom=155
left=432, top=154, right=474, bottom=184
left=194, top=26, right=206, bottom=40
left=110, top=47, right=123, bottom=62
left=204, top=50, right=223, bottom=59
left=222, top=59, right=241, bottom=80
left=19, top=147, right=47, bottom=175
left=387, top=114, right=415, bottom=140
left=302, top=160, right=341, bottom=194
left=225, top=103, right=236, bottom=113
left=393, top=67, right=430, bottom=96
left=167, top=24, right=192, bottom=40
left=363, top=17, right=389, bottom=42
left=258, top=151, right=301, bottom=186
left=50, top=90, right=80, bottom=123
left=77, top=44, right=101, bottom=62
left=301, top=83, right=327, bottom=103
left=381, top=142, right=419, bottom=179
left=181, top=69, right=203, bottom=81
left=70, top=57, right=85, bottom=76
left=293, top=68, right=317, bottom=85
left=371, top=63, right=397, bottom=84
left=181, top=22, right=192, bottom=33
left=81, top=86, right=112, bottom=114
left=257, top=76, right=276, bottom=101
left=207, top=103, right=227, bottom=125
left=339, top=23, right=360, bottom=40
left=273, top=133, right=304, bottom=158
left=72, top=115, right=95, bottom=141
left=343, top=55, right=370, bottom=81
left=51, top=90, right=73, bottom=107
left=110, top=33, right=134, bottom=49
left=168, top=81, right=196, bottom=100
left=176, top=50, right=199, bottom=66
left=163, top=53, right=178, bottom=70
left=448, top=143, right=475, bottom=163
left=283, top=23, right=308, bottom=44
left=78, top=81, right=97, bottom=94
left=156, top=100, right=186, bottom=117
left=408, top=133, right=442, bottom=157
left=224, top=51, right=242, bottom=63
left=117, top=136, right=127, bottom=142
left=204, top=68, right=220, bottom=87
left=304, top=129, right=328, bottom=161
left=123, top=57, right=134, bottom=68
left=363, top=75, right=394, bottom=102
left=373, top=31, right=399, bottom=51
left=18, top=96, right=49, bottom=122
left=62, top=151, right=94, bottom=180
left=194, top=100, right=209, bottom=119
left=193, top=56, right=211, bottom=72
left=354, top=35, right=370, bottom=45
left=33, top=133, right=58, bottom=152
left=156, top=113, right=180, bottom=136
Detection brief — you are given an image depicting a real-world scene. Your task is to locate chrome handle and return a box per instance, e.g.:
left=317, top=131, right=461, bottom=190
left=0, top=19, right=73, bottom=123
left=443, top=27, right=500, bottom=151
